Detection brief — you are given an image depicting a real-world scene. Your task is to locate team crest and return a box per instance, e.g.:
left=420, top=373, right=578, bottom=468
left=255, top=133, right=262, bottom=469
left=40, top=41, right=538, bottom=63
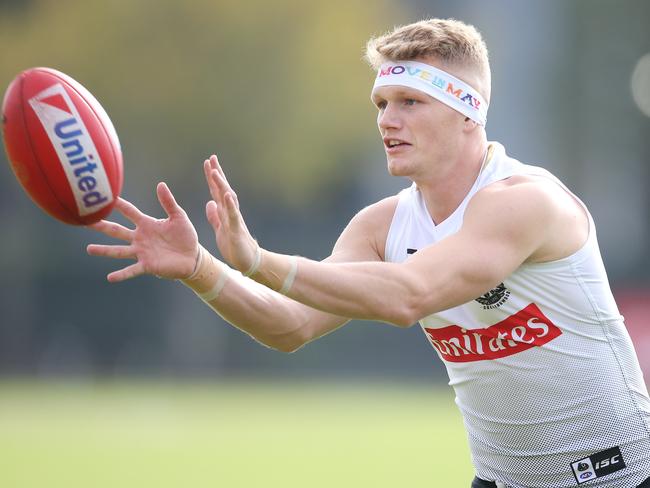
left=475, top=283, right=511, bottom=309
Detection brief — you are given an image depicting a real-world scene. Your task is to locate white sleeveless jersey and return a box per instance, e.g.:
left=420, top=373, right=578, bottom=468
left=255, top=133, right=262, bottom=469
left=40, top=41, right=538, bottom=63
left=385, top=142, right=650, bottom=487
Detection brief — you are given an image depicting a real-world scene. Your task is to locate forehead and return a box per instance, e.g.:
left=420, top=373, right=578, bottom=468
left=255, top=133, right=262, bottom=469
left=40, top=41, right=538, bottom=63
left=370, top=84, right=430, bottom=101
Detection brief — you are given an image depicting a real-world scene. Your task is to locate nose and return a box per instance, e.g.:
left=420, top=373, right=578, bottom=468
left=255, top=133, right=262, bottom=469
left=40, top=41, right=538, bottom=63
left=378, top=103, right=401, bottom=132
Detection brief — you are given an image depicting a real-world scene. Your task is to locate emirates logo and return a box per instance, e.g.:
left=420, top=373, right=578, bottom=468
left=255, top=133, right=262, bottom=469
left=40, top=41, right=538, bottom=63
left=424, top=303, right=562, bottom=362
left=475, top=282, right=510, bottom=309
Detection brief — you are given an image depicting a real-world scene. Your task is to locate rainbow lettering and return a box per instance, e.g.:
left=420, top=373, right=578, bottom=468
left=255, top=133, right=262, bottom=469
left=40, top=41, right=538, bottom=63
left=374, top=61, right=488, bottom=125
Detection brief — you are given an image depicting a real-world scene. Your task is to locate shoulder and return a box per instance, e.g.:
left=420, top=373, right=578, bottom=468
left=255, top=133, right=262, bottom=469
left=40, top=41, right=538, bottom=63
left=471, top=174, right=565, bottom=213
left=330, top=195, right=400, bottom=262
left=465, top=174, right=589, bottom=263
left=351, top=194, right=401, bottom=228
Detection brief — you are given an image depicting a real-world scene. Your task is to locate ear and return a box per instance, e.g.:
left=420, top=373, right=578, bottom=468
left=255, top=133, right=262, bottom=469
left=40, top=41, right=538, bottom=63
left=463, top=116, right=479, bottom=132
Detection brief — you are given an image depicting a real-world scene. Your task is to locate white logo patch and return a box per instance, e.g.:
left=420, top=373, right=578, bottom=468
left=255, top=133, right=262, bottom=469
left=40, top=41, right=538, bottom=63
left=28, top=83, right=113, bottom=216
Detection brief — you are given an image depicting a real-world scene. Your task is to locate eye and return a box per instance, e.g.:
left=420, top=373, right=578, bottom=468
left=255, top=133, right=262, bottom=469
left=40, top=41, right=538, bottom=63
left=404, top=98, right=417, bottom=106
left=375, top=100, right=387, bottom=110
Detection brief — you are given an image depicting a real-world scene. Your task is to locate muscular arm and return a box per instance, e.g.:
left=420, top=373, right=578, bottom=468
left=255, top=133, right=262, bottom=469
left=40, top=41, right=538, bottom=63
left=90, top=160, right=584, bottom=351
left=249, top=178, right=587, bottom=327
left=87, top=160, right=397, bottom=353
left=183, top=196, right=397, bottom=352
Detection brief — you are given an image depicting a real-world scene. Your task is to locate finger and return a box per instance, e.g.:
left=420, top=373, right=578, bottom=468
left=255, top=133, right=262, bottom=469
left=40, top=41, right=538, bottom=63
left=209, top=157, right=240, bottom=206
left=87, top=244, right=136, bottom=260
left=203, top=158, right=211, bottom=181
left=115, top=198, right=145, bottom=224
left=204, top=160, right=222, bottom=203
left=157, top=182, right=183, bottom=218
left=209, top=154, right=225, bottom=179
left=217, top=195, right=233, bottom=229
left=88, top=220, right=134, bottom=241
left=225, top=192, right=241, bottom=229
left=107, top=262, right=144, bottom=283
left=210, top=168, right=225, bottom=191
left=206, top=200, right=221, bottom=231
left=211, top=170, right=239, bottom=208
left=210, top=156, right=235, bottom=195
left=210, top=170, right=231, bottom=206
left=204, top=156, right=223, bottom=191
left=204, top=159, right=228, bottom=203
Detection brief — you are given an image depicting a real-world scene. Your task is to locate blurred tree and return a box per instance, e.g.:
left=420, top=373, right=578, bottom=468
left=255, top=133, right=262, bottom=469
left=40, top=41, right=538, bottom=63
left=0, top=0, right=402, bottom=206
left=0, top=0, right=409, bottom=375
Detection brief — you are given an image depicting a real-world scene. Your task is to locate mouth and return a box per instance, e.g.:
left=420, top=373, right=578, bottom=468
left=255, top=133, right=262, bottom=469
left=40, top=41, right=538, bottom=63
left=383, top=138, right=412, bottom=153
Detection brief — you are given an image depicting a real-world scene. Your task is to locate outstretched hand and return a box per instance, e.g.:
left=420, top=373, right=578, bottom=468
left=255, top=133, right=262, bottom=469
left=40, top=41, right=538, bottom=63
left=203, top=155, right=258, bottom=273
left=87, top=182, right=199, bottom=282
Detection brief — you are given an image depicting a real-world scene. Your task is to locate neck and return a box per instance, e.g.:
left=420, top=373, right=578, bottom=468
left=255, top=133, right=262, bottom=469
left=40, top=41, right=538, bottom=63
left=416, top=137, right=488, bottom=225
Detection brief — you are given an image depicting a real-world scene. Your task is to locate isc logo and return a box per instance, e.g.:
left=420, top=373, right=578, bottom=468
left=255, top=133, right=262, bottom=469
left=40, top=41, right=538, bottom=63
left=594, top=455, right=621, bottom=470
left=571, top=446, right=626, bottom=485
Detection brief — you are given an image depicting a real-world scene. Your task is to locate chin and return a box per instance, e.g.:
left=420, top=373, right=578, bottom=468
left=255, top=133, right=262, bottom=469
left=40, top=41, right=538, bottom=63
left=387, top=158, right=412, bottom=177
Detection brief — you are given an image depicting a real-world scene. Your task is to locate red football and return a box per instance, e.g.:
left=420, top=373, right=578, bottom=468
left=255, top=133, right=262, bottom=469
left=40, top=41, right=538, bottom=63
left=1, top=67, right=123, bottom=225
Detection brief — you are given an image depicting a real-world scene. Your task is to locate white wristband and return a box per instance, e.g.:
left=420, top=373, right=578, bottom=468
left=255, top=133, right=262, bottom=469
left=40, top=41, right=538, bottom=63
left=244, top=245, right=262, bottom=277
left=196, top=265, right=230, bottom=303
left=279, top=256, right=298, bottom=295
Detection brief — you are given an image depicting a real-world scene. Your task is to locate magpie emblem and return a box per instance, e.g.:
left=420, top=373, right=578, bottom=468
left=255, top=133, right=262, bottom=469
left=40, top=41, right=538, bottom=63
left=475, top=283, right=511, bottom=309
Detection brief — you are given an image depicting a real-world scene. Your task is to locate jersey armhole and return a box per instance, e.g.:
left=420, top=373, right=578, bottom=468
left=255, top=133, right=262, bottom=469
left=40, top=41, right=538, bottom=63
left=518, top=169, right=595, bottom=267
left=384, top=185, right=415, bottom=263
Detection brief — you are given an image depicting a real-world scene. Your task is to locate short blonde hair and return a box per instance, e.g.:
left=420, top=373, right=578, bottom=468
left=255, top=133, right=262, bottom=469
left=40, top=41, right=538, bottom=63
left=365, top=18, right=491, bottom=98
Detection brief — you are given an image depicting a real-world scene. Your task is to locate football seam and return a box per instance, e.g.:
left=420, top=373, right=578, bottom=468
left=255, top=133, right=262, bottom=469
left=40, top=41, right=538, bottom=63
left=19, top=72, right=82, bottom=224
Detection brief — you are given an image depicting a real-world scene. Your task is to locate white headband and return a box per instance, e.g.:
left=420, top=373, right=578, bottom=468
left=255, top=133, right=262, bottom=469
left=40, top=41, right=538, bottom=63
left=373, top=61, right=488, bottom=126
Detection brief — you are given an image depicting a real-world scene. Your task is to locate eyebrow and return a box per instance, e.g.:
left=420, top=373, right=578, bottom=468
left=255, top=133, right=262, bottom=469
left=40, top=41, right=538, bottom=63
left=372, top=87, right=424, bottom=99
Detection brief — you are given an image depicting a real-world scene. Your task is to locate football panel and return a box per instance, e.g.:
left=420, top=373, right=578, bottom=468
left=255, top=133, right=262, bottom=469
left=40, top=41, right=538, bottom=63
left=2, top=73, right=79, bottom=224
left=22, top=69, right=119, bottom=224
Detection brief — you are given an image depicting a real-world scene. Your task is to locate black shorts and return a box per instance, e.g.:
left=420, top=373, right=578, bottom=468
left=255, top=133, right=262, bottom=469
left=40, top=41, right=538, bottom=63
left=471, top=477, right=497, bottom=488
left=471, top=474, right=650, bottom=487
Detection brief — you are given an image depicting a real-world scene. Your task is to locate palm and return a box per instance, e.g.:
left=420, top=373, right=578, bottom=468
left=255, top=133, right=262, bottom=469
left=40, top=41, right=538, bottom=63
left=213, top=212, right=251, bottom=269
left=131, top=212, right=197, bottom=279
left=203, top=155, right=258, bottom=273
left=87, top=183, right=199, bottom=282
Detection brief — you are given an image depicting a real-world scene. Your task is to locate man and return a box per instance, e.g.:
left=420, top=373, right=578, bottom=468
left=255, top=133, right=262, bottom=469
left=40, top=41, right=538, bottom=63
left=87, top=18, right=650, bottom=488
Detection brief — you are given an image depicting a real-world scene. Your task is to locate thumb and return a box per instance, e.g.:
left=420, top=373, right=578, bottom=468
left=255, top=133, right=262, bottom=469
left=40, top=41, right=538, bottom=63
left=206, top=200, right=221, bottom=231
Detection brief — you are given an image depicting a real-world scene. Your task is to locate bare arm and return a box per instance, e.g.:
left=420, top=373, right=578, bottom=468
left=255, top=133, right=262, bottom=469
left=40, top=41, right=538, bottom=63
left=259, top=179, right=585, bottom=326
left=205, top=156, right=586, bottom=328
left=87, top=165, right=395, bottom=352
left=182, top=260, right=345, bottom=353
left=182, top=195, right=394, bottom=352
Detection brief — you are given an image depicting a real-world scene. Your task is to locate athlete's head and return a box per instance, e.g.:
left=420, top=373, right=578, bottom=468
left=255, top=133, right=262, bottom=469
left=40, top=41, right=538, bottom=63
left=365, top=19, right=491, bottom=179
left=365, top=18, right=491, bottom=104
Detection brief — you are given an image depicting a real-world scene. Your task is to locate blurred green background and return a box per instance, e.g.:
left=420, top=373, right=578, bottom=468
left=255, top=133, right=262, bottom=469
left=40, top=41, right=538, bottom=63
left=1, top=0, right=649, bottom=487
left=1, top=380, right=473, bottom=488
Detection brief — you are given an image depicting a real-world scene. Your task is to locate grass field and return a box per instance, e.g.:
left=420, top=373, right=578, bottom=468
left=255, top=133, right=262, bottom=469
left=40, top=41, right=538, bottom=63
left=0, top=379, right=474, bottom=488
